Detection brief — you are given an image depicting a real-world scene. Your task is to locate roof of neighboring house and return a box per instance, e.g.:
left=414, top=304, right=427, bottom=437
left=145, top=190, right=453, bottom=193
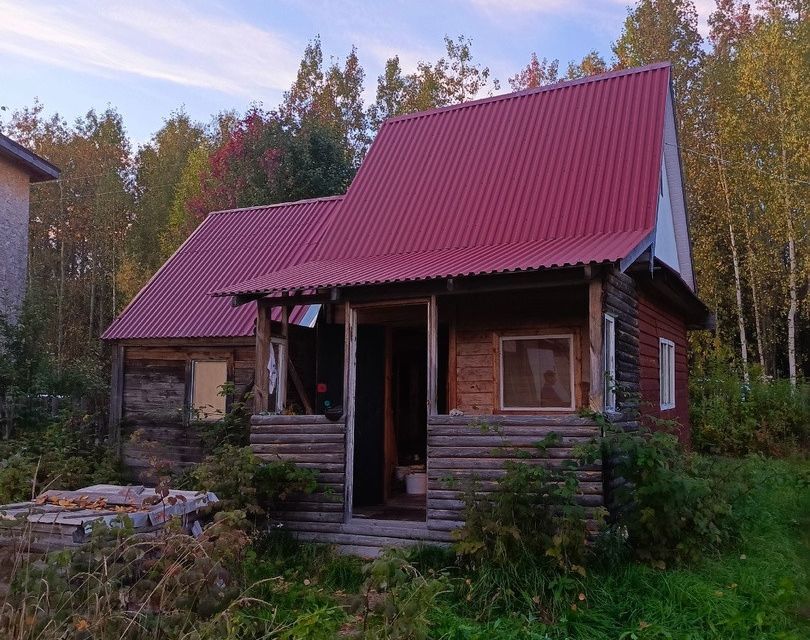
left=215, top=62, right=673, bottom=298
left=0, top=133, right=61, bottom=182
left=101, top=196, right=342, bottom=341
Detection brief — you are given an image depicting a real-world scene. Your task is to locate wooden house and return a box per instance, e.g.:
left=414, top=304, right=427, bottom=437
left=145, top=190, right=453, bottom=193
left=101, top=197, right=342, bottom=479
left=107, top=63, right=710, bottom=552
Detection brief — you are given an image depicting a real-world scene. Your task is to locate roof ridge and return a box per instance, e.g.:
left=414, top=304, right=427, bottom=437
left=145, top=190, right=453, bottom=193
left=384, top=61, right=671, bottom=126
left=208, top=194, right=344, bottom=216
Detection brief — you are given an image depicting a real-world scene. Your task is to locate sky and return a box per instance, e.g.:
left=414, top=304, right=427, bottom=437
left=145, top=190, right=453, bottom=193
left=0, top=0, right=716, bottom=146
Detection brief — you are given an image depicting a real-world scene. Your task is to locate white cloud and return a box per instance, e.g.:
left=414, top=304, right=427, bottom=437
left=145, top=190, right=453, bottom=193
left=0, top=1, right=301, bottom=97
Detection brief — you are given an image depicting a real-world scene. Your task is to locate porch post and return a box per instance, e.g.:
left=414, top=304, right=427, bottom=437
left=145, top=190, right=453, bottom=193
left=427, top=294, right=438, bottom=416
left=588, top=275, right=604, bottom=411
left=343, top=301, right=357, bottom=522
left=254, top=298, right=272, bottom=413
left=108, top=343, right=124, bottom=450
left=275, top=305, right=289, bottom=413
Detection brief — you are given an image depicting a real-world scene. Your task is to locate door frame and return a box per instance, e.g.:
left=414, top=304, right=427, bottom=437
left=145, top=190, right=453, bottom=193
left=343, top=297, right=438, bottom=523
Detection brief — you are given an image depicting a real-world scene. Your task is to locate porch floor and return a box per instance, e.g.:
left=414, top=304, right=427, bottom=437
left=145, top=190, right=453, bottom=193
left=352, top=493, right=426, bottom=522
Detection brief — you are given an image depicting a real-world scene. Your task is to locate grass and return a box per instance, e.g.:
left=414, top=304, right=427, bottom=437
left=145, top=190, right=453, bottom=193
left=2, top=457, right=806, bottom=639
left=424, top=457, right=810, bottom=640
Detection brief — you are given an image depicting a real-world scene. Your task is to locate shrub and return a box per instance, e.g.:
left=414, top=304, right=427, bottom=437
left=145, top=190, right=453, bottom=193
left=690, top=357, right=810, bottom=456
left=191, top=444, right=317, bottom=517
left=604, top=425, right=746, bottom=567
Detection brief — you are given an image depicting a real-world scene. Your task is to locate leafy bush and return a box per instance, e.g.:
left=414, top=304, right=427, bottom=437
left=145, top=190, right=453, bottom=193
left=605, top=425, right=746, bottom=567
left=191, top=444, right=317, bottom=516
left=690, top=357, right=810, bottom=456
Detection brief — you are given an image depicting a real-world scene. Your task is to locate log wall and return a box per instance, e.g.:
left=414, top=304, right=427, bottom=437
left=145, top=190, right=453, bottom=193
left=249, top=413, right=603, bottom=553
left=426, top=414, right=604, bottom=533
left=603, top=269, right=641, bottom=411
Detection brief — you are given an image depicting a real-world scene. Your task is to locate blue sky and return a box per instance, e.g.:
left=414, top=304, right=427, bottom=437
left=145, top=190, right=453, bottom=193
left=0, top=1, right=714, bottom=146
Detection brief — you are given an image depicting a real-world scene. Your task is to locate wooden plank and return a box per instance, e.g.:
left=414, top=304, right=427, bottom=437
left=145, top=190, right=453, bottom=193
left=254, top=298, right=272, bottom=413
left=251, top=415, right=341, bottom=426
left=275, top=305, right=289, bottom=413
left=108, top=343, right=124, bottom=448
left=343, top=302, right=356, bottom=523
left=288, top=359, right=314, bottom=415
left=589, top=275, right=604, bottom=411
left=428, top=414, right=598, bottom=427
left=427, top=294, right=438, bottom=416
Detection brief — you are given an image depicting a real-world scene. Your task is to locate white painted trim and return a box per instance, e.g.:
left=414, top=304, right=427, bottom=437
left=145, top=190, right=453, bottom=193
left=659, top=337, right=676, bottom=410
left=498, top=334, right=576, bottom=411
left=662, top=90, right=695, bottom=290
left=603, top=314, right=616, bottom=412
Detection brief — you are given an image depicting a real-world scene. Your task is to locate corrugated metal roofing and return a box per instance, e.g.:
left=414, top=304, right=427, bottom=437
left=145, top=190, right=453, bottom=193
left=101, top=196, right=342, bottom=340
left=217, top=63, right=671, bottom=298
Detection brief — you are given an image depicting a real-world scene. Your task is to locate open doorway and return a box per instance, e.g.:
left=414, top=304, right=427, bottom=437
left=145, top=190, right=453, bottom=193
left=350, top=302, right=445, bottom=522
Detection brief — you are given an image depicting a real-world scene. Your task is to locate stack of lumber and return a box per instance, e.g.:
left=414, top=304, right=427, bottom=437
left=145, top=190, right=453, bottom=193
left=0, top=484, right=218, bottom=552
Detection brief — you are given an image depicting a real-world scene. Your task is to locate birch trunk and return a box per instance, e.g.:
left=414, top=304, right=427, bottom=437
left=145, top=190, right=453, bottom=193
left=743, top=215, right=767, bottom=375
left=780, top=139, right=797, bottom=387
left=716, top=151, right=749, bottom=382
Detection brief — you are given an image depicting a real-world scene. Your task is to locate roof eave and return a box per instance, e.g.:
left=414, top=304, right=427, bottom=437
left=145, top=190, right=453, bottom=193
left=0, top=135, right=60, bottom=182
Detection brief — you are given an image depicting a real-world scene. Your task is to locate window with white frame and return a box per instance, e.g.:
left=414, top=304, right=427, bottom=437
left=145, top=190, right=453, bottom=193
left=603, top=314, right=616, bottom=411
left=500, top=335, right=575, bottom=410
left=659, top=338, right=675, bottom=410
left=191, top=360, right=228, bottom=420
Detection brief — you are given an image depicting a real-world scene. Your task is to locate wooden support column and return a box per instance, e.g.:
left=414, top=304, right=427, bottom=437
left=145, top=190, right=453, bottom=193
left=254, top=298, right=272, bottom=414
left=447, top=301, right=457, bottom=411
left=588, top=275, right=604, bottom=411
left=427, top=295, right=438, bottom=416
left=275, top=305, right=289, bottom=413
left=108, top=343, right=124, bottom=449
left=343, top=301, right=357, bottom=522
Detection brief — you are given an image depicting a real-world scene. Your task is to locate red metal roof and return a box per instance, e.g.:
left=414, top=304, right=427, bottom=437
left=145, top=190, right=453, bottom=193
left=217, top=63, right=671, bottom=298
left=102, top=196, right=342, bottom=340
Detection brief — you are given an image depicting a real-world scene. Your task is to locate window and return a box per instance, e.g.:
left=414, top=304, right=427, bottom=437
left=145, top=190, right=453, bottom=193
left=191, top=360, right=228, bottom=420
left=659, top=339, right=675, bottom=410
left=603, top=314, right=616, bottom=411
left=500, top=335, right=574, bottom=410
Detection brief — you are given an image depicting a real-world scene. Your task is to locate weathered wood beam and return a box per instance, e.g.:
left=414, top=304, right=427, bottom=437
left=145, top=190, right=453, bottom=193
left=343, top=302, right=357, bottom=523
left=427, top=295, right=438, bottom=416
left=254, top=298, right=272, bottom=413
left=108, top=343, right=124, bottom=449
left=275, top=305, right=289, bottom=413
left=588, top=274, right=604, bottom=412
left=288, top=359, right=313, bottom=415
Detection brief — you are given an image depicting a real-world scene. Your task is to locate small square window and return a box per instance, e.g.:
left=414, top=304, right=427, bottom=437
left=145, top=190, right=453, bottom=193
left=500, top=335, right=574, bottom=410
left=191, top=360, right=228, bottom=420
left=659, top=339, right=675, bottom=410
left=603, top=314, right=616, bottom=411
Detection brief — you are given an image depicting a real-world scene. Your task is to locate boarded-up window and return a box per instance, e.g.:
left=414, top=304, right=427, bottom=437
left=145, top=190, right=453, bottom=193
left=500, top=335, right=574, bottom=410
left=191, top=360, right=227, bottom=420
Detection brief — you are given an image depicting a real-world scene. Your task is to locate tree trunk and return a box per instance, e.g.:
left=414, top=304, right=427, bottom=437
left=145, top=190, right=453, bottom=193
left=743, top=214, right=767, bottom=375
left=717, top=151, right=749, bottom=382
left=780, top=142, right=797, bottom=387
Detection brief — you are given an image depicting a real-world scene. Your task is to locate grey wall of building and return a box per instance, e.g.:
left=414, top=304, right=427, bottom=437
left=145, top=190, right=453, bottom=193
left=0, top=155, right=31, bottom=323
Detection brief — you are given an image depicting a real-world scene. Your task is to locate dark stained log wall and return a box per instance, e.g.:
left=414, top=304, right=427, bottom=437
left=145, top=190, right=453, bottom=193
left=603, top=269, right=641, bottom=412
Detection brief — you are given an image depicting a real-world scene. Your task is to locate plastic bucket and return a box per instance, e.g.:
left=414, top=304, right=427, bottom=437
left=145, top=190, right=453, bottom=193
left=405, top=472, right=427, bottom=495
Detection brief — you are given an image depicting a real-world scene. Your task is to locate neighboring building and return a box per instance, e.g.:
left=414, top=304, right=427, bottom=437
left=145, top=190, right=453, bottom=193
left=107, top=63, right=711, bottom=551
left=0, top=134, right=60, bottom=322
left=101, top=196, right=341, bottom=479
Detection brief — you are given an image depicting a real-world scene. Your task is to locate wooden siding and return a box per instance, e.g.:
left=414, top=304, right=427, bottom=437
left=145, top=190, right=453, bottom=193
left=637, top=292, right=690, bottom=443
left=448, top=288, right=589, bottom=414
left=122, top=342, right=254, bottom=481
left=427, top=415, right=604, bottom=533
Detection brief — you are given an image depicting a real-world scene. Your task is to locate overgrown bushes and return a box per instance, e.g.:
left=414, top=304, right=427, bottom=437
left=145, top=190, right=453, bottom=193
left=0, top=410, right=120, bottom=504
left=690, top=357, right=810, bottom=456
